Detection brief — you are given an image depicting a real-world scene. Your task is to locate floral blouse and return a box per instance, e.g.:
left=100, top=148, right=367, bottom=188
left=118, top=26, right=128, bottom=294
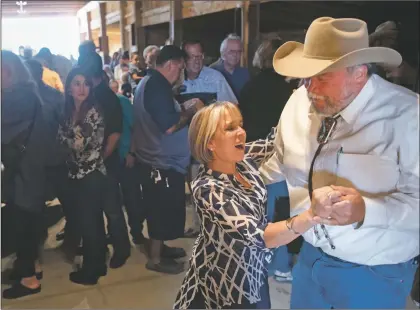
left=58, top=107, right=106, bottom=179
left=174, top=129, right=276, bottom=309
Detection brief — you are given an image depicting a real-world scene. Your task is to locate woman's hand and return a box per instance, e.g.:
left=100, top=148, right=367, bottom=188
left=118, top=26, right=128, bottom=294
left=310, top=186, right=342, bottom=219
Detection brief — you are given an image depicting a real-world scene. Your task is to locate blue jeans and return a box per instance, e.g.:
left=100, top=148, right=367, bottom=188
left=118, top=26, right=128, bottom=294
left=291, top=241, right=418, bottom=309
left=266, top=182, right=292, bottom=274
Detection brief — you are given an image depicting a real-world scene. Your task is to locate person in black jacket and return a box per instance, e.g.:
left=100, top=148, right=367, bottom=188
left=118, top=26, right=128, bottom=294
left=25, top=60, right=79, bottom=261
left=1, top=50, right=48, bottom=299
left=239, top=38, right=299, bottom=282
left=239, top=38, right=294, bottom=142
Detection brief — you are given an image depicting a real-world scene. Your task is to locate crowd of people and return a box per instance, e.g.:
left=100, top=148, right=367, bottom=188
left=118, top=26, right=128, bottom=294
left=1, top=15, right=419, bottom=309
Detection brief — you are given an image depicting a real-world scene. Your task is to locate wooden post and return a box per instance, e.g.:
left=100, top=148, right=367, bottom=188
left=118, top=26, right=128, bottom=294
left=99, top=2, right=110, bottom=62
left=241, top=1, right=250, bottom=67
left=125, top=24, right=132, bottom=52
left=119, top=0, right=127, bottom=51
left=86, top=11, right=92, bottom=41
left=169, top=0, right=183, bottom=46
left=134, top=1, right=146, bottom=54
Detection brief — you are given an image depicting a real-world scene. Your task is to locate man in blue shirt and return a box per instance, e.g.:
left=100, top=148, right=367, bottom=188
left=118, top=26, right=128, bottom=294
left=130, top=45, right=204, bottom=274
left=211, top=34, right=251, bottom=99
left=181, top=39, right=237, bottom=104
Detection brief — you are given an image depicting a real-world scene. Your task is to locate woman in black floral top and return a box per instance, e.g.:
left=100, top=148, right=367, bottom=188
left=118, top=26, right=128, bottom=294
left=174, top=102, right=318, bottom=309
left=58, top=67, right=107, bottom=285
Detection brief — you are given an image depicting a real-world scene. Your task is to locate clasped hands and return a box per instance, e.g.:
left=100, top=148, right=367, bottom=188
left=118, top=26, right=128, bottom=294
left=309, top=185, right=366, bottom=226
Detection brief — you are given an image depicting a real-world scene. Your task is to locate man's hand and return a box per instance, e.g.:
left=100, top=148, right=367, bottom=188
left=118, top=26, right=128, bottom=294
left=316, top=185, right=366, bottom=226
left=311, top=186, right=342, bottom=219
left=125, top=153, right=136, bottom=168
left=183, top=98, right=204, bottom=112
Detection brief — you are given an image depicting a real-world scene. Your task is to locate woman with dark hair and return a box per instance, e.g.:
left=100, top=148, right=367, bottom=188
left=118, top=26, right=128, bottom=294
left=58, top=67, right=108, bottom=285
left=1, top=50, right=47, bottom=299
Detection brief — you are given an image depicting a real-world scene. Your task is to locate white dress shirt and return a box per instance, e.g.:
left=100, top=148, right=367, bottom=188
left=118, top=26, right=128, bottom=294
left=182, top=66, right=238, bottom=104
left=114, top=64, right=123, bottom=85
left=260, top=74, right=419, bottom=266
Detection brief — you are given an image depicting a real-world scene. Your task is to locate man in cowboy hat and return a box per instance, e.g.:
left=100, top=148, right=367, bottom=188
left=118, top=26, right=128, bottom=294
left=260, top=17, right=419, bottom=309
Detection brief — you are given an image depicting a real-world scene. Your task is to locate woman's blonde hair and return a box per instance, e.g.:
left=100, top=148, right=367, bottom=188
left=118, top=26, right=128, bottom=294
left=252, top=37, right=283, bottom=70
left=189, top=101, right=242, bottom=164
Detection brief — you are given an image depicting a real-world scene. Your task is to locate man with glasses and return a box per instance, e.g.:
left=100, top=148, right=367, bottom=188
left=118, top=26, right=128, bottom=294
left=260, top=17, right=419, bottom=309
left=179, top=39, right=238, bottom=237
left=211, top=34, right=250, bottom=99
left=181, top=39, right=237, bottom=104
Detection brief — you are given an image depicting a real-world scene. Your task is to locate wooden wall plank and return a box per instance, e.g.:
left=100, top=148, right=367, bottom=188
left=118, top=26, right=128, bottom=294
left=182, top=1, right=240, bottom=19
left=125, top=1, right=135, bottom=25
left=106, top=1, right=120, bottom=14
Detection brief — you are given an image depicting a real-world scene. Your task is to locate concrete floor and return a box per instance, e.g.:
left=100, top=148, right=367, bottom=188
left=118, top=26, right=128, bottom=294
left=1, top=200, right=418, bottom=309
left=1, top=202, right=292, bottom=309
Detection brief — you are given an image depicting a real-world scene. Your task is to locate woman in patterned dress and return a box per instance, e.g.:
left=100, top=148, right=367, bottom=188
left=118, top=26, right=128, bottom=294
left=58, top=67, right=108, bottom=285
left=174, top=102, right=318, bottom=309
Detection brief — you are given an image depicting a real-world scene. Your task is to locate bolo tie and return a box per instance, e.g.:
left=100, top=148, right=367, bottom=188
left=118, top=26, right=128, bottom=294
left=308, top=114, right=341, bottom=250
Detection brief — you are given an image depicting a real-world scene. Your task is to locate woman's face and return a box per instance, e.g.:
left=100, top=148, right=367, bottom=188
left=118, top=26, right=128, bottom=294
left=208, top=110, right=246, bottom=164
left=69, top=74, right=90, bottom=104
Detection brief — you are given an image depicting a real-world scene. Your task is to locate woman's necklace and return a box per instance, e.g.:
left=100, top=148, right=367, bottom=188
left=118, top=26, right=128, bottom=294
left=234, top=170, right=252, bottom=189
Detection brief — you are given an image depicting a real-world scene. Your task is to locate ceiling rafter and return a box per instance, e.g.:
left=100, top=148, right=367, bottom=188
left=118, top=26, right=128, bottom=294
left=1, top=0, right=88, bottom=18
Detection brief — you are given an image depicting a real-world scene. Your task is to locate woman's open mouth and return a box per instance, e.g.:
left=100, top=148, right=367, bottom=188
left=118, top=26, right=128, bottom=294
left=235, top=143, right=245, bottom=150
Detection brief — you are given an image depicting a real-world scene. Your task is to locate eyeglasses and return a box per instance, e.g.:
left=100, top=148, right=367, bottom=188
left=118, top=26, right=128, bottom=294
left=308, top=114, right=340, bottom=250
left=227, top=50, right=242, bottom=56
left=188, top=54, right=204, bottom=61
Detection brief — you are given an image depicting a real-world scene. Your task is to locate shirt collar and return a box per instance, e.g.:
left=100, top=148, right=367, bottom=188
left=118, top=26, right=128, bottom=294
left=215, top=59, right=237, bottom=75
left=185, top=66, right=206, bottom=82
left=204, top=165, right=237, bottom=182
left=338, top=75, right=376, bottom=125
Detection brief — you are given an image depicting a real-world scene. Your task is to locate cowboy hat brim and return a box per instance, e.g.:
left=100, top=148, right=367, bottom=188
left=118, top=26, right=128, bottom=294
left=273, top=41, right=402, bottom=78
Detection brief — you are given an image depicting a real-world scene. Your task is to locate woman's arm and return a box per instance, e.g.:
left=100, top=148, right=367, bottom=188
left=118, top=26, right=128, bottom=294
left=195, top=182, right=315, bottom=249
left=264, top=210, right=315, bottom=248
left=244, top=127, right=276, bottom=167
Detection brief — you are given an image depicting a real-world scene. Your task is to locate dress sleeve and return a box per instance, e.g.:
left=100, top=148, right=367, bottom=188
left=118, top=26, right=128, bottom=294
left=193, top=183, right=267, bottom=249
left=244, top=127, right=276, bottom=167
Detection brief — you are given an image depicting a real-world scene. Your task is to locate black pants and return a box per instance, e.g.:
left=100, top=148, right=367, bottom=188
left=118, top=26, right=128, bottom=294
left=46, top=164, right=80, bottom=249
left=70, top=171, right=107, bottom=272
left=119, top=162, right=146, bottom=242
left=103, top=170, right=131, bottom=257
left=188, top=277, right=271, bottom=309
left=412, top=265, right=419, bottom=303
left=140, top=164, right=186, bottom=241
left=12, top=206, right=43, bottom=278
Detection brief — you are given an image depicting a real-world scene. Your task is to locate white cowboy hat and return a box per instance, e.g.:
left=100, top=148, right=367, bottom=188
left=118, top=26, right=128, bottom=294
left=273, top=17, right=402, bottom=78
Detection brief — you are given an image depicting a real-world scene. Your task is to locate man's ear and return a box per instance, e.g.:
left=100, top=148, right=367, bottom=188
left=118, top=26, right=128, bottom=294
left=163, top=60, right=173, bottom=71
left=353, top=65, right=368, bottom=82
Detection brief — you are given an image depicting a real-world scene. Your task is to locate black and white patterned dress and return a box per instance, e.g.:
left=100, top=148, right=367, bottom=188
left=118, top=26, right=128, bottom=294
left=58, top=107, right=106, bottom=179
left=174, top=129, right=276, bottom=309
